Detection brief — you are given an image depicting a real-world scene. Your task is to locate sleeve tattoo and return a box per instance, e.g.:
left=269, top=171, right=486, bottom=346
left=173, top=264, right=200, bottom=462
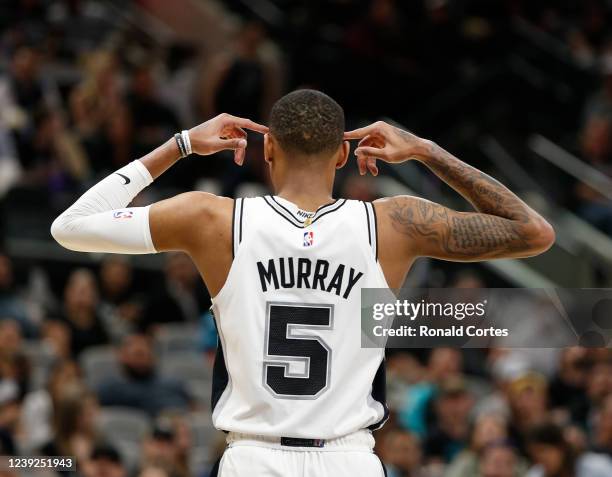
left=388, top=198, right=530, bottom=259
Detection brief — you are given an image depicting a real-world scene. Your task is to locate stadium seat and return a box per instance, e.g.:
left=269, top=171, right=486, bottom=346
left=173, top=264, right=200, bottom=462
left=96, top=407, right=152, bottom=444
left=116, top=440, right=142, bottom=475
left=79, top=345, right=121, bottom=389
left=22, top=341, right=56, bottom=390
left=159, top=352, right=212, bottom=382
left=155, top=323, right=201, bottom=357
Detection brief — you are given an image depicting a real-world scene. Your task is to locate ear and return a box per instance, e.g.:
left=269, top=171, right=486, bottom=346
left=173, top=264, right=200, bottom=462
left=335, top=141, right=350, bottom=169
left=264, top=133, right=273, bottom=164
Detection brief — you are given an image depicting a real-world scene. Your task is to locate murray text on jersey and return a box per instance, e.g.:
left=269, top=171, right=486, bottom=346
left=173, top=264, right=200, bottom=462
left=257, top=257, right=364, bottom=299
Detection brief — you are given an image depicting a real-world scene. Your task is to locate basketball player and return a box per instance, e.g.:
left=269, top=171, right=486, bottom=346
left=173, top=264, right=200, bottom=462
left=51, top=90, right=554, bottom=476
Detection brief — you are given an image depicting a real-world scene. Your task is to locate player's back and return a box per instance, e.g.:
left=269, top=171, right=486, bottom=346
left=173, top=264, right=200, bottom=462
left=210, top=195, right=388, bottom=439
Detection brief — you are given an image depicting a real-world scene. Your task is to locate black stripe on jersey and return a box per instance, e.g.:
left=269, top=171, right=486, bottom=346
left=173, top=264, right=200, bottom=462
left=264, top=196, right=303, bottom=228
left=232, top=198, right=244, bottom=257
left=311, top=199, right=347, bottom=224
left=239, top=198, right=244, bottom=244
left=371, top=202, right=379, bottom=261
left=263, top=196, right=347, bottom=228
left=364, top=202, right=378, bottom=259
left=367, top=359, right=389, bottom=431
left=363, top=202, right=372, bottom=246
left=271, top=195, right=342, bottom=222
left=231, top=199, right=236, bottom=259
left=270, top=196, right=309, bottom=224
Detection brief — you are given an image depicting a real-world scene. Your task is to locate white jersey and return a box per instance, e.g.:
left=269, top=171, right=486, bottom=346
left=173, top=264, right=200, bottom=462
left=210, top=195, right=389, bottom=439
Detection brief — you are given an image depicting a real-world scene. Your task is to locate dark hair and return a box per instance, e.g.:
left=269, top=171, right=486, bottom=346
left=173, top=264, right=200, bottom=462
left=91, top=443, right=122, bottom=464
left=269, top=89, right=344, bottom=157
left=526, top=423, right=576, bottom=474
left=526, top=423, right=566, bottom=447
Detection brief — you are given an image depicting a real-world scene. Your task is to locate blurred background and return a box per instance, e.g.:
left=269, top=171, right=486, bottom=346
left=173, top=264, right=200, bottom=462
left=0, top=0, right=612, bottom=476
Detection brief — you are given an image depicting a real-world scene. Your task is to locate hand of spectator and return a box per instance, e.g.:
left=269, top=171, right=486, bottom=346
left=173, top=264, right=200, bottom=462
left=344, top=121, right=432, bottom=176
left=188, top=113, right=268, bottom=165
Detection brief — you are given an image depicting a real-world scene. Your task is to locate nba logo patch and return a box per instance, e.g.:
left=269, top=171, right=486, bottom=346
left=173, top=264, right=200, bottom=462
left=113, top=210, right=133, bottom=219
left=303, top=231, right=314, bottom=247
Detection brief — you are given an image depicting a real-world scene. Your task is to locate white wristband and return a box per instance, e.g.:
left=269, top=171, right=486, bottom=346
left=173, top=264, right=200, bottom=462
left=181, top=130, right=192, bottom=155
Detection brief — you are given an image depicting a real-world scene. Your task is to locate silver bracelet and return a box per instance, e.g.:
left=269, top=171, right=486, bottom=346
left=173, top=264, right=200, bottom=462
left=181, top=130, right=192, bottom=156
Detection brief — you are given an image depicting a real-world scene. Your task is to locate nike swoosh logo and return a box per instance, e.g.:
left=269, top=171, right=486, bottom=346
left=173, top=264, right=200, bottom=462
left=115, top=173, right=131, bottom=185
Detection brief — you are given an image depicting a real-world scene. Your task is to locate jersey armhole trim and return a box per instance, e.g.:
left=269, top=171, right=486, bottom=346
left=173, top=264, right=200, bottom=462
left=232, top=198, right=244, bottom=258
left=364, top=202, right=378, bottom=261
left=371, top=202, right=379, bottom=262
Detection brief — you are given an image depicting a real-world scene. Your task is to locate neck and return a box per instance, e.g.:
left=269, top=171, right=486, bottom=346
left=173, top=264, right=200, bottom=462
left=274, top=171, right=335, bottom=211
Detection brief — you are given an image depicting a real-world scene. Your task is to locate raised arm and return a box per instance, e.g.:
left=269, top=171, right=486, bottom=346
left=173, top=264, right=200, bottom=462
left=51, top=113, right=267, bottom=255
left=344, top=121, right=555, bottom=286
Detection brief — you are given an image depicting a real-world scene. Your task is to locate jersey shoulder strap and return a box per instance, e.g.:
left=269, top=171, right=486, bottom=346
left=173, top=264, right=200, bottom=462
left=362, top=201, right=378, bottom=261
left=231, top=197, right=245, bottom=258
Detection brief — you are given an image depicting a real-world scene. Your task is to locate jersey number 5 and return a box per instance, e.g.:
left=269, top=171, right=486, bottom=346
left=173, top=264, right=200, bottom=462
left=263, top=302, right=333, bottom=399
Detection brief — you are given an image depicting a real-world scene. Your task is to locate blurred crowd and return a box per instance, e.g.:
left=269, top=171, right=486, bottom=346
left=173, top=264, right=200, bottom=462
left=380, top=347, right=612, bottom=477
left=2, top=248, right=612, bottom=477
left=0, top=0, right=612, bottom=476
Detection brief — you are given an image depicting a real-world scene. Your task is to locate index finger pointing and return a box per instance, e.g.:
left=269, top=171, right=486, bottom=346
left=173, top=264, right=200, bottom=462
left=228, top=116, right=269, bottom=134
left=344, top=124, right=382, bottom=140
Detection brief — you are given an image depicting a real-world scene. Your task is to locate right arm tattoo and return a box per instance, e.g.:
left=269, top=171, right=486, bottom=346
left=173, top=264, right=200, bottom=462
left=385, top=140, right=553, bottom=260
left=388, top=197, right=529, bottom=259
left=414, top=138, right=531, bottom=223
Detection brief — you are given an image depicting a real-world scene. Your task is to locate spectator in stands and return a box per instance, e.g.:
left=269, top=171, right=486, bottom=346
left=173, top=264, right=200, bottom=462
left=0, top=379, right=19, bottom=455
left=42, top=384, right=100, bottom=464
left=127, top=64, right=180, bottom=160
left=549, top=347, right=592, bottom=425
left=26, top=107, right=90, bottom=195
left=0, top=253, right=35, bottom=336
left=0, top=319, right=29, bottom=399
left=98, top=256, right=142, bottom=339
left=0, top=45, right=58, bottom=136
left=445, top=413, right=515, bottom=477
left=199, top=21, right=282, bottom=123
left=140, top=423, right=185, bottom=477
left=592, top=394, right=612, bottom=457
left=378, top=428, right=423, bottom=477
left=83, top=443, right=127, bottom=477
left=576, top=113, right=612, bottom=235
left=20, top=360, right=81, bottom=453
left=478, top=441, right=523, bottom=477
left=0, top=45, right=86, bottom=197
left=398, top=348, right=463, bottom=437
left=96, top=334, right=191, bottom=416
left=58, top=268, right=109, bottom=357
left=139, top=466, right=170, bottom=477
left=526, top=422, right=612, bottom=477
left=99, top=257, right=136, bottom=307
left=140, top=253, right=210, bottom=332
left=41, top=318, right=72, bottom=361
left=423, top=375, right=475, bottom=464
left=585, top=360, right=612, bottom=422
left=69, top=50, right=131, bottom=171
left=158, top=413, right=194, bottom=477
left=506, top=373, right=550, bottom=445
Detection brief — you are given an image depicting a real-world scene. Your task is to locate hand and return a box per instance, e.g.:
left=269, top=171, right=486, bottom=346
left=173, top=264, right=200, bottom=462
left=188, top=113, right=268, bottom=165
left=344, top=121, right=432, bottom=176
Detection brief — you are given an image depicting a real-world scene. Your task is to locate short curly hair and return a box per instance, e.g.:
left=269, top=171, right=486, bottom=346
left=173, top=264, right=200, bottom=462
left=269, top=89, right=344, bottom=157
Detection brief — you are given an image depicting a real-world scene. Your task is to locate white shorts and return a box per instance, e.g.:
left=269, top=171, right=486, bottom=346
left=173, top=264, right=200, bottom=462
left=215, top=430, right=386, bottom=477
